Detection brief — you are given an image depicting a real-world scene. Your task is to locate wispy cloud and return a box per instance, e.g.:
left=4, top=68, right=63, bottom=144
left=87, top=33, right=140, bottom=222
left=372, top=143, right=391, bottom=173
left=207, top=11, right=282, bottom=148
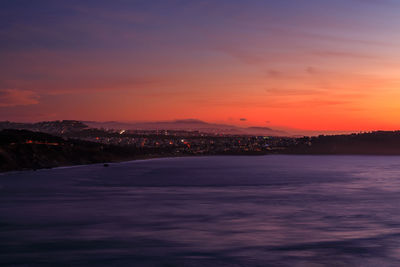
left=0, top=89, right=39, bottom=107
left=312, top=50, right=376, bottom=59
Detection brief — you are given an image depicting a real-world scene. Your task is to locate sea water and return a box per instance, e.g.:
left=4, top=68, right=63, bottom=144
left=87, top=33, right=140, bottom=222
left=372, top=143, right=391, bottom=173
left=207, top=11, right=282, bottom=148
left=2, top=155, right=400, bottom=266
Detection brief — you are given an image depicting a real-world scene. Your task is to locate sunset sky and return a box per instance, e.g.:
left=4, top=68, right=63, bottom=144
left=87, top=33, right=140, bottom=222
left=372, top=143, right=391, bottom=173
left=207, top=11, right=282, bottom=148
left=1, top=0, right=400, bottom=132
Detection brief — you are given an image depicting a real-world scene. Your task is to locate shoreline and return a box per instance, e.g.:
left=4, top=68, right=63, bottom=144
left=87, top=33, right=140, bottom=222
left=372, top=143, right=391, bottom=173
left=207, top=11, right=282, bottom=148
left=3, top=153, right=400, bottom=174
left=0, top=153, right=270, bottom=174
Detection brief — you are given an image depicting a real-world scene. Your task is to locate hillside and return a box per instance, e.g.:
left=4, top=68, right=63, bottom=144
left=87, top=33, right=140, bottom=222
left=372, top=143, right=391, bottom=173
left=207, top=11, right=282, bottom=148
left=0, top=129, right=162, bottom=172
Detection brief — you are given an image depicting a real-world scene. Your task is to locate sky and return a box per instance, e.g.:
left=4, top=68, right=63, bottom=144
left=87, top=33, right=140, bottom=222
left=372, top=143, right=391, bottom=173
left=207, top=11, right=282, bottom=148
left=1, top=0, right=400, bottom=132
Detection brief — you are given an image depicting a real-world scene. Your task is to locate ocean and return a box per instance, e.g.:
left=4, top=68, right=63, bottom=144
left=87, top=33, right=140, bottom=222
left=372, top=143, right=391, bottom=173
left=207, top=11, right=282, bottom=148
left=2, top=155, right=400, bottom=266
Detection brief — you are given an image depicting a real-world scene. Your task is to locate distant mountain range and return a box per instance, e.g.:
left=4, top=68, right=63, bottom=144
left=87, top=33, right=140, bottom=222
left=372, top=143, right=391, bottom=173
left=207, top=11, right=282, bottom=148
left=84, top=119, right=288, bottom=136
left=0, top=119, right=288, bottom=136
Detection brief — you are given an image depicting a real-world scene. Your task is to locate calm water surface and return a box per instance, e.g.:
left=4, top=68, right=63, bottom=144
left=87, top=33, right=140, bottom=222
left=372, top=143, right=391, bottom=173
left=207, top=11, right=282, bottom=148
left=2, top=155, right=400, bottom=266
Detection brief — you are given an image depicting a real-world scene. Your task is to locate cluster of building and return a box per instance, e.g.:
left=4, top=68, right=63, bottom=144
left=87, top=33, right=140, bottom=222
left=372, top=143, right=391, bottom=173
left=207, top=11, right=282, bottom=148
left=73, top=130, right=297, bottom=155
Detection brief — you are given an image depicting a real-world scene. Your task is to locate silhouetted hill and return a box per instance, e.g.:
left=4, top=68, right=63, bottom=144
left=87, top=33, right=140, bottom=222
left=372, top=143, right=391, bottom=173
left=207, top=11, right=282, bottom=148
left=84, top=119, right=287, bottom=136
left=0, top=130, right=165, bottom=172
left=288, top=131, right=400, bottom=155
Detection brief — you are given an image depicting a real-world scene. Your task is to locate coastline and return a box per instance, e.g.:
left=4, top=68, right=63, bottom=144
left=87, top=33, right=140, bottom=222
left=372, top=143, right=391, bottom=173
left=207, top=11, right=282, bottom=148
left=3, top=153, right=400, bottom=174
left=0, top=153, right=243, bottom=174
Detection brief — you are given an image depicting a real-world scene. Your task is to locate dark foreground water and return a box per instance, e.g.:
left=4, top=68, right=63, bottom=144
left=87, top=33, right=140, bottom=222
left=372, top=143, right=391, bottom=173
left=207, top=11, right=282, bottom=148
left=2, top=156, right=400, bottom=266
